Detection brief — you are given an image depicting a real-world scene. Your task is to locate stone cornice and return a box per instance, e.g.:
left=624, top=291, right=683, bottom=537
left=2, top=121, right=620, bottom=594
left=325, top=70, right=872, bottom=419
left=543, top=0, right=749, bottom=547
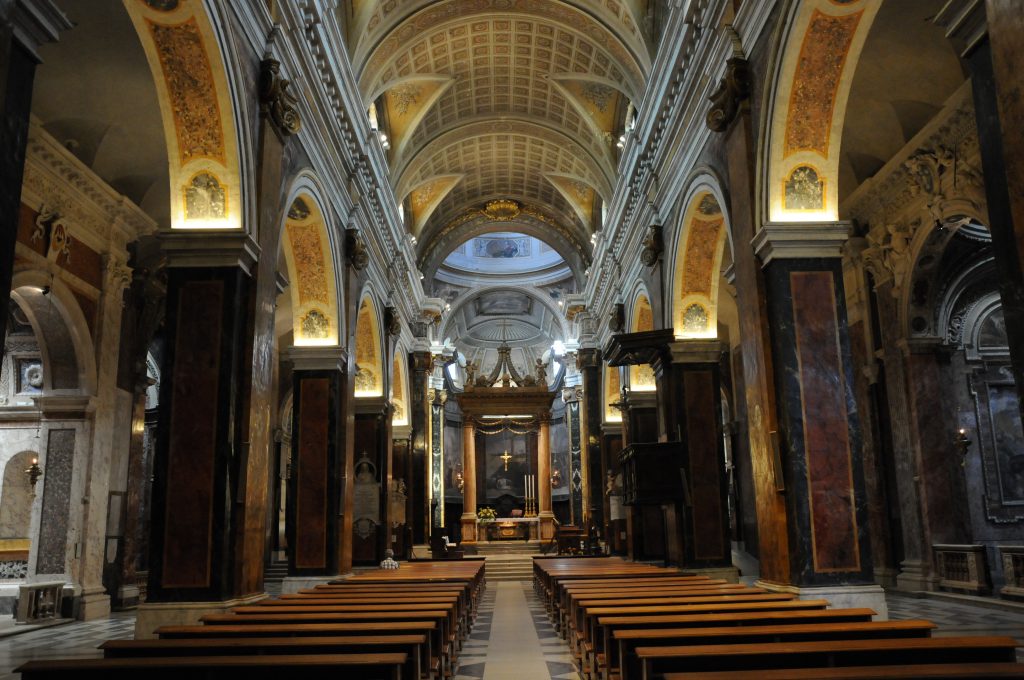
left=753, top=222, right=852, bottom=266
left=22, top=120, right=158, bottom=255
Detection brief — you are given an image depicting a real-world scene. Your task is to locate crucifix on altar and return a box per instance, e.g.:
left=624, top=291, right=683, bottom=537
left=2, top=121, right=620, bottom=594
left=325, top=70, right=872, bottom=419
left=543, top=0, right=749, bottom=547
left=454, top=342, right=557, bottom=544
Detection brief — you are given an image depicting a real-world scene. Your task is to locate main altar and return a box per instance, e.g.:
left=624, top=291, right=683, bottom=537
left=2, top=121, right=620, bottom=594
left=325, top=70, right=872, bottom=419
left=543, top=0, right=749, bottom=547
left=455, top=342, right=557, bottom=544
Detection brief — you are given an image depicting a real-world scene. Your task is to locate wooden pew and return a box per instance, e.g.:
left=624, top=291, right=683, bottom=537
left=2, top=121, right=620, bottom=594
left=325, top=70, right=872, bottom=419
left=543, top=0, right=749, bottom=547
left=101, top=635, right=426, bottom=680
left=155, top=621, right=442, bottom=678
left=584, top=600, right=832, bottom=678
left=636, top=636, right=1020, bottom=679
left=596, top=608, right=878, bottom=680
left=661, top=664, right=1024, bottom=679
left=201, top=611, right=453, bottom=677
left=16, top=653, right=409, bottom=680
left=612, top=620, right=936, bottom=680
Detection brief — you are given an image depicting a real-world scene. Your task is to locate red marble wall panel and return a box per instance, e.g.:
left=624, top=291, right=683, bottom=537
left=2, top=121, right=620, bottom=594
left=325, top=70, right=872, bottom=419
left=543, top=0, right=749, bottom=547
left=685, top=370, right=726, bottom=561
left=791, top=271, right=860, bottom=572
left=162, top=280, right=223, bottom=588
left=16, top=203, right=45, bottom=256
left=295, top=377, right=330, bottom=569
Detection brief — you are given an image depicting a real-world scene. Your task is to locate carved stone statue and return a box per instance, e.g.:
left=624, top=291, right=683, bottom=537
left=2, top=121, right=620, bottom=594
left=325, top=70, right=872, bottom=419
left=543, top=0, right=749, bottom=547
left=534, top=358, right=547, bottom=383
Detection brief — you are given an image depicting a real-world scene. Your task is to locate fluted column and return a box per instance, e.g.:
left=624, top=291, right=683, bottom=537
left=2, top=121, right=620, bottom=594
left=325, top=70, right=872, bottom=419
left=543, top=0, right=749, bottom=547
left=460, top=418, right=477, bottom=543
left=537, top=413, right=555, bottom=540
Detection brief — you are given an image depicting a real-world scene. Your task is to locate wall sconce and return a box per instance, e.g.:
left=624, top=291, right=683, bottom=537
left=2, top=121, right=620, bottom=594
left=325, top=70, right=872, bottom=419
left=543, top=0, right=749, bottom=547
left=550, top=468, right=562, bottom=489
left=955, top=428, right=972, bottom=467
left=24, top=457, right=42, bottom=492
left=455, top=466, right=465, bottom=493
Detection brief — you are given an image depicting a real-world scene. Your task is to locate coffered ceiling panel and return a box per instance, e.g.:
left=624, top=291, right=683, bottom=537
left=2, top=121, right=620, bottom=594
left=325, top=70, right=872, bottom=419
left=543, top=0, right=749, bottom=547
left=353, top=0, right=650, bottom=93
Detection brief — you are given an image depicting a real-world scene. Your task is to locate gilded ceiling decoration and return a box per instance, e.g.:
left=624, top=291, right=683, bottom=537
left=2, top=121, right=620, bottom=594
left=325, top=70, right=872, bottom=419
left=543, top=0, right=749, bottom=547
left=286, top=223, right=330, bottom=306
left=783, top=9, right=862, bottom=158
left=147, top=17, right=225, bottom=165
left=355, top=298, right=384, bottom=395
left=681, top=216, right=724, bottom=297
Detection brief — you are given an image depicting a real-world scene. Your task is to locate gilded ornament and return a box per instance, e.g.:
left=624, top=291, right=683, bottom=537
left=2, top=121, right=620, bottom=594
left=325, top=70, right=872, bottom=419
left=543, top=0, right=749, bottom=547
left=148, top=19, right=225, bottom=164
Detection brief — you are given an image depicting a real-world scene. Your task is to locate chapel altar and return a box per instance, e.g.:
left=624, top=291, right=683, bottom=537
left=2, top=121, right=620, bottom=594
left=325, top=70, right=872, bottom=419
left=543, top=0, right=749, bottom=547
left=454, top=341, right=559, bottom=543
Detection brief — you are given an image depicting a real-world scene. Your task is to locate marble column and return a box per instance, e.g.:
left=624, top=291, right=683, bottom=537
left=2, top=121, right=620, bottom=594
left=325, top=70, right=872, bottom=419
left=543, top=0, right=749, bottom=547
left=563, top=387, right=585, bottom=526
left=865, top=280, right=931, bottom=590
left=136, top=235, right=267, bottom=638
left=537, top=414, right=554, bottom=540
left=652, top=341, right=735, bottom=578
left=460, top=418, right=477, bottom=543
left=578, top=349, right=604, bottom=531
left=0, top=3, right=69, bottom=362
left=281, top=347, right=345, bottom=593
left=751, top=224, right=884, bottom=616
left=409, top=351, right=431, bottom=544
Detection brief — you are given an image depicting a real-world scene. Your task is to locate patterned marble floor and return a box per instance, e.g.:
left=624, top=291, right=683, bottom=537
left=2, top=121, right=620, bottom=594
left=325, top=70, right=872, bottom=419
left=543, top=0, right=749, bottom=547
left=1, top=587, right=1024, bottom=678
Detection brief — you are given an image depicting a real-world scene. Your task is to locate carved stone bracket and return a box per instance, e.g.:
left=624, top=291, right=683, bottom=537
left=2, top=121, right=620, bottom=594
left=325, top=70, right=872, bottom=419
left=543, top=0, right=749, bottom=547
left=639, top=224, right=664, bottom=267
left=706, top=57, right=750, bottom=133
left=384, top=305, right=401, bottom=337
left=259, top=57, right=302, bottom=137
left=608, top=303, right=625, bottom=333
left=345, top=228, right=368, bottom=270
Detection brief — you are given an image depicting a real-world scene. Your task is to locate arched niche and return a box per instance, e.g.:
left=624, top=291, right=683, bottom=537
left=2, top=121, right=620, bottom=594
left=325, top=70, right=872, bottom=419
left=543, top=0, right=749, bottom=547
left=355, top=294, right=385, bottom=398
left=671, top=190, right=729, bottom=339
left=10, top=271, right=96, bottom=396
left=765, top=0, right=880, bottom=222
left=0, top=451, right=36, bottom=542
left=123, top=0, right=245, bottom=231
left=629, top=292, right=656, bottom=393
left=279, top=191, right=342, bottom=347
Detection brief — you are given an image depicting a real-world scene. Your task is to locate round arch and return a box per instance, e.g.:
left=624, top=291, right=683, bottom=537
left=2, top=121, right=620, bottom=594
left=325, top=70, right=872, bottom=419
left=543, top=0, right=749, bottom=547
left=10, top=270, right=97, bottom=396
left=278, top=173, right=344, bottom=347
left=421, top=220, right=587, bottom=286
left=354, top=290, right=386, bottom=398
left=391, top=345, right=411, bottom=428
left=668, top=179, right=731, bottom=340
left=123, top=0, right=247, bottom=232
left=762, top=0, right=881, bottom=223
left=438, top=284, right=571, bottom=345
left=628, top=288, right=656, bottom=393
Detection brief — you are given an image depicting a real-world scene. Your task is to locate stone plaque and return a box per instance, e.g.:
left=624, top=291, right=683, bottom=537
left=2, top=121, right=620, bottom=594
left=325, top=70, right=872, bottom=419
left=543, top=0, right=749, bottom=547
left=353, top=452, right=380, bottom=540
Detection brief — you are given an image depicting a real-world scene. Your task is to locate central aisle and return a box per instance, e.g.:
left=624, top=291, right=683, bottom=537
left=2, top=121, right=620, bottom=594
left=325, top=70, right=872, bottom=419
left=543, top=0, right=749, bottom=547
left=457, top=581, right=576, bottom=680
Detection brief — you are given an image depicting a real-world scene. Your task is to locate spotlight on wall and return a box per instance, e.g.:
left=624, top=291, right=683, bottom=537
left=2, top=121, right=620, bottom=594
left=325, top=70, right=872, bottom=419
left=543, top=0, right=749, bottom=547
left=24, top=457, right=42, bottom=493
left=955, top=428, right=972, bottom=467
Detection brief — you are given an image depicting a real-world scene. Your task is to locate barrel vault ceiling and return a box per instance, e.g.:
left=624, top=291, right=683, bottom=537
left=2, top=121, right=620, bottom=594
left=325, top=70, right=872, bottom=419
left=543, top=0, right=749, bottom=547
left=343, top=0, right=655, bottom=275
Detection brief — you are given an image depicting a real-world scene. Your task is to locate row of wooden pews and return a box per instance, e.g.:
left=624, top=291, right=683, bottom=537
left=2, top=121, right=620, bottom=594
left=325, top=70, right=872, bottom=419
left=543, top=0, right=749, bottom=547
left=16, top=560, right=486, bottom=680
left=533, top=556, right=1024, bottom=680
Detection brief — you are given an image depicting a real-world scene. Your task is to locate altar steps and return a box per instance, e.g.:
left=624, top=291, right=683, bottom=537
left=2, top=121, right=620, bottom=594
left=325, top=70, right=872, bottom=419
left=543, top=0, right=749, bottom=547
left=475, top=542, right=542, bottom=556
left=484, top=554, right=537, bottom=582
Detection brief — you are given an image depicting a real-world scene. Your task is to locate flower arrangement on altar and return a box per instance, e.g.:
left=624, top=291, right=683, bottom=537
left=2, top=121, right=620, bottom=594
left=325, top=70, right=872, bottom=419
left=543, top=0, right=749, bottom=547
left=477, top=507, right=497, bottom=522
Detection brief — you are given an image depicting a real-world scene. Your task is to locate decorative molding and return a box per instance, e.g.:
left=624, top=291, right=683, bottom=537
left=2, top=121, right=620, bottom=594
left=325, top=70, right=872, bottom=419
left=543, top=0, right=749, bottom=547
left=752, top=222, right=852, bottom=265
